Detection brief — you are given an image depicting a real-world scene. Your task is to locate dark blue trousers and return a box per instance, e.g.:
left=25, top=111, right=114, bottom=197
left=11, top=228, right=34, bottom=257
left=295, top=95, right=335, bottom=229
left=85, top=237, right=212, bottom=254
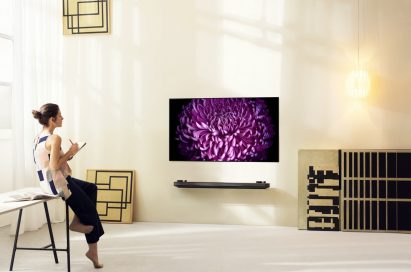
left=65, top=176, right=104, bottom=244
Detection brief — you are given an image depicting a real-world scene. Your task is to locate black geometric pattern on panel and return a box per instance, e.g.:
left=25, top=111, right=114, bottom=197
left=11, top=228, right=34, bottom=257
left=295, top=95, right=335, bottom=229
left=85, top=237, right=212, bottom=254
left=63, top=0, right=109, bottom=34
left=307, top=166, right=340, bottom=231
left=341, top=151, right=411, bottom=232
left=89, top=170, right=133, bottom=223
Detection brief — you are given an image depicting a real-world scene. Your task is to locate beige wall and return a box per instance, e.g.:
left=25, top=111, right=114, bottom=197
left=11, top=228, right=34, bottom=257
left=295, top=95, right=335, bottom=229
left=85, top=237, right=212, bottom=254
left=62, top=0, right=411, bottom=226
left=3, top=0, right=411, bottom=227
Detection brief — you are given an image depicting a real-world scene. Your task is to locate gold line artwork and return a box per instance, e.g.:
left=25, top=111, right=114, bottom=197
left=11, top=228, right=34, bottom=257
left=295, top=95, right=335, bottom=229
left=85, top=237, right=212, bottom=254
left=63, top=0, right=110, bottom=35
left=86, top=170, right=134, bottom=223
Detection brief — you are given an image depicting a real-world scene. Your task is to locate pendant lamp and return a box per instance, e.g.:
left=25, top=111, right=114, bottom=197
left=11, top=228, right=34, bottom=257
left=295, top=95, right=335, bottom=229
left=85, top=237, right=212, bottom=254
left=347, top=0, right=371, bottom=98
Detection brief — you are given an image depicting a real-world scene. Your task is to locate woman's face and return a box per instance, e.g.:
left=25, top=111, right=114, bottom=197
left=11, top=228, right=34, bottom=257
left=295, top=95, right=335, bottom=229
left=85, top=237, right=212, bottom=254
left=53, top=111, right=64, bottom=127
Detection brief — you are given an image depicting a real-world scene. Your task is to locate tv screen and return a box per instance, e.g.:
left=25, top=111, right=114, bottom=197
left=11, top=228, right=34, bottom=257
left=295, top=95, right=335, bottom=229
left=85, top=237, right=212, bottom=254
left=169, top=97, right=279, bottom=162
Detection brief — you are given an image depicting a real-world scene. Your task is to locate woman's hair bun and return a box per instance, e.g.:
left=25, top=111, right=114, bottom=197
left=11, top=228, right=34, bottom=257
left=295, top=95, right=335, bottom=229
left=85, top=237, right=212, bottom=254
left=32, top=110, right=42, bottom=120
left=32, top=103, right=59, bottom=126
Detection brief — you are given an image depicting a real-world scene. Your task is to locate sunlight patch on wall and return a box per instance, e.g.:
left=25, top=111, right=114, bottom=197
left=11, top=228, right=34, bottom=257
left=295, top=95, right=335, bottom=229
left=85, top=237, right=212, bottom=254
left=267, top=31, right=283, bottom=45
left=265, top=0, right=285, bottom=27
left=131, top=4, right=141, bottom=46
left=222, top=35, right=282, bottom=94
left=132, top=61, right=143, bottom=116
left=108, top=49, right=123, bottom=106
left=222, top=19, right=262, bottom=39
left=222, top=0, right=263, bottom=21
left=81, top=40, right=103, bottom=90
left=195, top=30, right=222, bottom=85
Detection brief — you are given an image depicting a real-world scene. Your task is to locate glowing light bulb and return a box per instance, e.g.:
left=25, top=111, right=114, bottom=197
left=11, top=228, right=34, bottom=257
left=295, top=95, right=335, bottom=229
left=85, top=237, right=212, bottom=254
left=346, top=69, right=371, bottom=98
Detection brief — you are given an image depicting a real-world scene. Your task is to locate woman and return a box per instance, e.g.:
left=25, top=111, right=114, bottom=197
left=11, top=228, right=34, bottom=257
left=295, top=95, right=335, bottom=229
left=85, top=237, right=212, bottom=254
left=32, top=103, right=104, bottom=269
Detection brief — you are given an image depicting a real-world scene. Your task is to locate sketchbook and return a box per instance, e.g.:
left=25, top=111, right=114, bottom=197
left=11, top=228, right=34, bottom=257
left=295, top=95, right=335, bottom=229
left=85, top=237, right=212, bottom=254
left=70, top=140, right=87, bottom=157
left=0, top=188, right=58, bottom=202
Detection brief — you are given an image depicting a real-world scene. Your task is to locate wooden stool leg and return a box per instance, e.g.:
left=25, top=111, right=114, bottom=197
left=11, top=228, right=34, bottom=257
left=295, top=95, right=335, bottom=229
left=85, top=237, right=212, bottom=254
left=44, top=202, right=59, bottom=263
left=9, top=209, right=23, bottom=271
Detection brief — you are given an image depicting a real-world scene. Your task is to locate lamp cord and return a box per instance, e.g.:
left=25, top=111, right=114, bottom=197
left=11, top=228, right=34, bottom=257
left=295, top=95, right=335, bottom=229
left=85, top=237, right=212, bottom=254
left=357, top=0, right=360, bottom=69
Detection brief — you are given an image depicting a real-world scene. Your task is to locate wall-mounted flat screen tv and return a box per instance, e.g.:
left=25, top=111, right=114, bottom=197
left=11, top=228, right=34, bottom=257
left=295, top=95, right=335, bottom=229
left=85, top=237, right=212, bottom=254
left=169, top=97, right=279, bottom=162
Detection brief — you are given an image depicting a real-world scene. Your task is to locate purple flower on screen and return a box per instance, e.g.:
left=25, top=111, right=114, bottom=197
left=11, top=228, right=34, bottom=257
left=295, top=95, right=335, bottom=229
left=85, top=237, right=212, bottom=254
left=175, top=98, right=274, bottom=161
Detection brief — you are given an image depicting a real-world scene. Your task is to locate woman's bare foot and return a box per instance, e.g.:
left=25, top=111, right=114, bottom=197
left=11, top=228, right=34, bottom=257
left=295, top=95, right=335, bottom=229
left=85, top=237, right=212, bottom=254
left=69, top=215, right=94, bottom=234
left=86, top=250, right=103, bottom=269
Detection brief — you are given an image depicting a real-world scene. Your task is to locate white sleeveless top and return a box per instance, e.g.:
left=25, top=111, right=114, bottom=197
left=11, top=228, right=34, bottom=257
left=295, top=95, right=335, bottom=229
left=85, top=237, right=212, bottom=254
left=33, top=132, right=72, bottom=195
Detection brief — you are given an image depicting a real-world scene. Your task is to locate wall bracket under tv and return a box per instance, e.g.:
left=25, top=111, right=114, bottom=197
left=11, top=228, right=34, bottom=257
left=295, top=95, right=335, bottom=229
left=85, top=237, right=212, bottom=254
left=174, top=180, right=270, bottom=189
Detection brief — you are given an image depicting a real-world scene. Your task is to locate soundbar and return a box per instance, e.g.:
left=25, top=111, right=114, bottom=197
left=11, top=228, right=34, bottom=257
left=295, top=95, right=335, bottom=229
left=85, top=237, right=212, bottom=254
left=174, top=180, right=270, bottom=189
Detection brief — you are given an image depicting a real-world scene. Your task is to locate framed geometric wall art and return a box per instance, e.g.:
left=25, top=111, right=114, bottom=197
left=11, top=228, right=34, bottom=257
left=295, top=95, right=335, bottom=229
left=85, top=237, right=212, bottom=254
left=86, top=170, right=134, bottom=223
left=63, top=0, right=110, bottom=35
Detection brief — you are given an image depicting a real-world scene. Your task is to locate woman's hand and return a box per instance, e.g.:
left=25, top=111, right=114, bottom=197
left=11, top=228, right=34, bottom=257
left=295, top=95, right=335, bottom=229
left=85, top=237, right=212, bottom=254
left=68, top=143, right=79, bottom=157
